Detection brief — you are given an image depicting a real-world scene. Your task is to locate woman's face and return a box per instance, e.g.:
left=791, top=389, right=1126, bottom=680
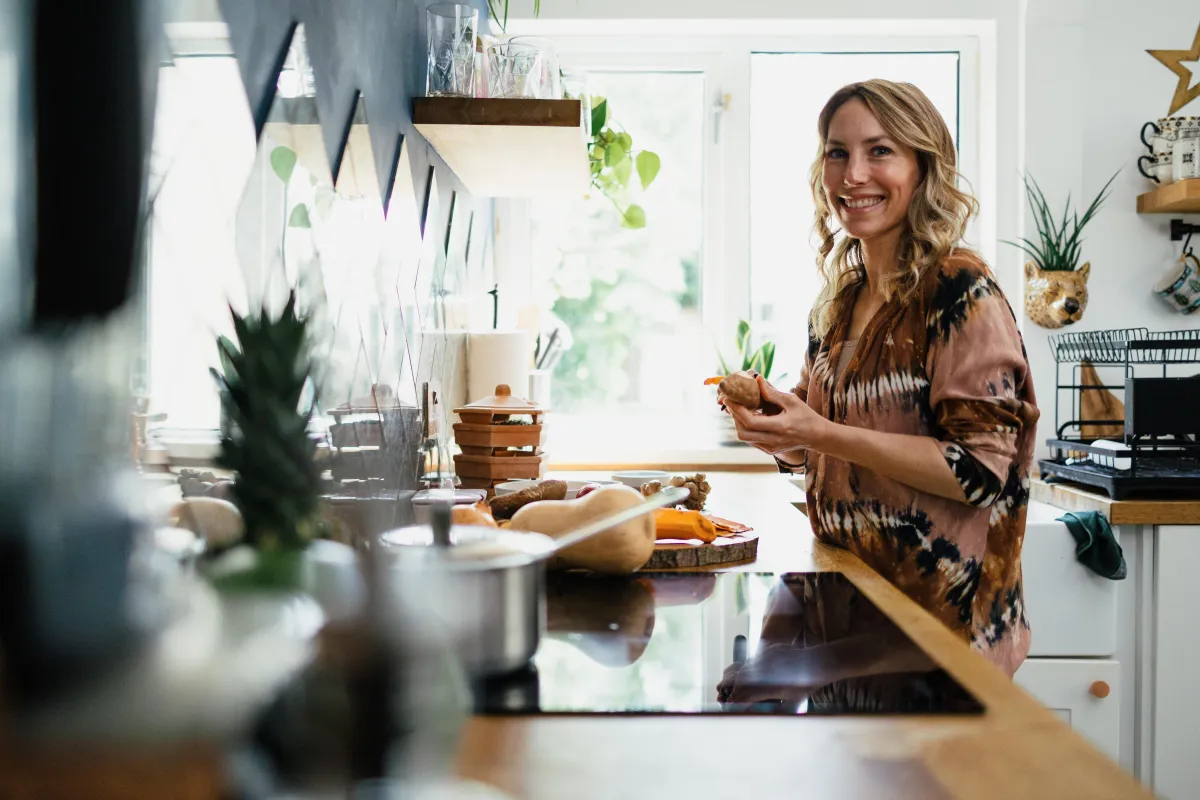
left=820, top=98, right=921, bottom=244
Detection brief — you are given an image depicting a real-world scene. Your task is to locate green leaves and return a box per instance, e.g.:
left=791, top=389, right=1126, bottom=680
left=1005, top=170, right=1119, bottom=271
left=314, top=186, right=336, bottom=219
left=716, top=319, right=780, bottom=381
left=635, top=151, right=660, bottom=190
left=270, top=146, right=298, bottom=184
left=591, top=98, right=608, bottom=135
left=621, top=204, right=646, bottom=229
left=613, top=155, right=632, bottom=186
left=288, top=204, right=312, bottom=229
left=584, top=95, right=662, bottom=229
left=605, top=138, right=627, bottom=167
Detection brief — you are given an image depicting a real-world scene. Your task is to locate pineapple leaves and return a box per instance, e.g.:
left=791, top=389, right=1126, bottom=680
left=1005, top=170, right=1119, bottom=271
left=212, top=290, right=322, bottom=557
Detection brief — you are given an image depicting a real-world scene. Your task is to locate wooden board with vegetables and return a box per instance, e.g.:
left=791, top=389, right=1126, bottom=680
left=485, top=477, right=756, bottom=573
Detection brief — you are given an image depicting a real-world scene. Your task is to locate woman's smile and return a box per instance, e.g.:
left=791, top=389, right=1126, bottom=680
left=838, top=194, right=887, bottom=213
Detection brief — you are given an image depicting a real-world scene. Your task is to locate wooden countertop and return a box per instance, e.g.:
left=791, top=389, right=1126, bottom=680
left=454, top=472, right=1151, bottom=799
left=1031, top=478, right=1200, bottom=525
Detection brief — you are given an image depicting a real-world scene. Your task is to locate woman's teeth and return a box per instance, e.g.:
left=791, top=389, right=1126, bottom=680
left=842, top=196, right=884, bottom=209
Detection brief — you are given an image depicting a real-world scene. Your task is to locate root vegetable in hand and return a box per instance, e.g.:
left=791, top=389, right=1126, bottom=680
left=717, top=372, right=761, bottom=410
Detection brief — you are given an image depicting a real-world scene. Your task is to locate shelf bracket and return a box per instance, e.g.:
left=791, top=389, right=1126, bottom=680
left=1169, top=218, right=1200, bottom=241
left=1171, top=218, right=1200, bottom=255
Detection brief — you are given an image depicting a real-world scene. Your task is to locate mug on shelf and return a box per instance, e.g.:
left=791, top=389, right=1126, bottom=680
left=1141, top=118, right=1176, bottom=156
left=1153, top=252, right=1200, bottom=315
left=1173, top=129, right=1200, bottom=182
left=1138, top=151, right=1173, bottom=184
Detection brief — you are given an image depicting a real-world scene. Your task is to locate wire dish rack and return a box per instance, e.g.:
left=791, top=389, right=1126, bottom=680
left=1038, top=327, right=1200, bottom=500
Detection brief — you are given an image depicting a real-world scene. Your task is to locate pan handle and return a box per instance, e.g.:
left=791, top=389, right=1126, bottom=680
left=547, top=486, right=690, bottom=555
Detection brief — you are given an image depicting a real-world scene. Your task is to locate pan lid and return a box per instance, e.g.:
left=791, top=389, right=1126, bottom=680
left=381, top=523, right=555, bottom=571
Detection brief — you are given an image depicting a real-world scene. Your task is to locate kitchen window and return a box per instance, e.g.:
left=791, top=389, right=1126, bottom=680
left=500, top=34, right=982, bottom=464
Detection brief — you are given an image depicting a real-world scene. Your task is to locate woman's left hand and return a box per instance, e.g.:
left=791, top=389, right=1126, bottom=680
left=728, top=376, right=831, bottom=456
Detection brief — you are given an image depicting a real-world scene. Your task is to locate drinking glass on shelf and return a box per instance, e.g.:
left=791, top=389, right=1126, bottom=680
left=487, top=42, right=545, bottom=99
left=506, top=36, right=561, bottom=99
left=426, top=3, right=478, bottom=97
left=560, top=69, right=592, bottom=136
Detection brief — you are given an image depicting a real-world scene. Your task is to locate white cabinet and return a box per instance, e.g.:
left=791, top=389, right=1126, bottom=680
left=1017, top=504, right=1123, bottom=766
left=1152, top=524, right=1200, bottom=800
left=1023, top=502, right=1119, bottom=657
left=1015, top=658, right=1121, bottom=763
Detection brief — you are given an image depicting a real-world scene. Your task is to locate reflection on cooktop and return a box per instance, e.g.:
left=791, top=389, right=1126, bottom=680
left=472, top=572, right=983, bottom=717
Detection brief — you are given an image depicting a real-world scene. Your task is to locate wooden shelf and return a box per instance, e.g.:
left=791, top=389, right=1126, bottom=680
left=1137, top=178, right=1200, bottom=213
left=413, top=98, right=589, bottom=198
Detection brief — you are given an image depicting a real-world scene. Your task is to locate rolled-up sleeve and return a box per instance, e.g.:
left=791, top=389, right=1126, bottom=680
left=925, top=278, right=1040, bottom=507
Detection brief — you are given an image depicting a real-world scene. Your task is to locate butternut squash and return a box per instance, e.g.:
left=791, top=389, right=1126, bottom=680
left=508, top=484, right=655, bottom=574
left=451, top=502, right=498, bottom=528
left=653, top=508, right=718, bottom=543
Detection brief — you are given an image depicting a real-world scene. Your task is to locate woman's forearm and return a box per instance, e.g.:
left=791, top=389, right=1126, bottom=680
left=811, top=423, right=967, bottom=504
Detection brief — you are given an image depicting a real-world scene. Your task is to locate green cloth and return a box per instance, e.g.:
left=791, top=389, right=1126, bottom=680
left=1056, top=511, right=1127, bottom=580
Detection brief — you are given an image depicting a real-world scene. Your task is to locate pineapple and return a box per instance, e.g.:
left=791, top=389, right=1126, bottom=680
left=211, top=292, right=324, bottom=584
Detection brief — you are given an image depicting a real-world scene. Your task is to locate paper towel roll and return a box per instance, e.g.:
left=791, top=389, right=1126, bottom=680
left=467, top=331, right=531, bottom=405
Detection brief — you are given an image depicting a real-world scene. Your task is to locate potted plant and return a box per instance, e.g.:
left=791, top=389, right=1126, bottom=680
left=714, top=320, right=784, bottom=446
left=1005, top=172, right=1117, bottom=329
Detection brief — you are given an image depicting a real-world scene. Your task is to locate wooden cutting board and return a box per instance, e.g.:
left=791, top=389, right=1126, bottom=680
left=643, top=532, right=759, bottom=570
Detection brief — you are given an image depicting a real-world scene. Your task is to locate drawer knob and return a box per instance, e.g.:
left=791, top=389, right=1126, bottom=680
left=1090, top=680, right=1111, bottom=699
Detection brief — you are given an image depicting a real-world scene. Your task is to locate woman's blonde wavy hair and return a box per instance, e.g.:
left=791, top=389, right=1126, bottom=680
left=808, top=79, right=978, bottom=339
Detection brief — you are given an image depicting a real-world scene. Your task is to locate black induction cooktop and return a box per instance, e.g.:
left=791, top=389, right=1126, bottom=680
left=472, top=572, right=983, bottom=717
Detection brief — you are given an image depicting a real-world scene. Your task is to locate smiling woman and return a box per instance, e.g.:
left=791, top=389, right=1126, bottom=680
left=729, top=79, right=1039, bottom=678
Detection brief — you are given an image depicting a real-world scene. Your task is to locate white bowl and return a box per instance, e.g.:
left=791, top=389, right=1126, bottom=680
left=610, top=470, right=670, bottom=490
left=494, top=479, right=616, bottom=500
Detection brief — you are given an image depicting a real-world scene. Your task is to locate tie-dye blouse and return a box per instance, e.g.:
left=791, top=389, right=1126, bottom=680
left=785, top=249, right=1039, bottom=676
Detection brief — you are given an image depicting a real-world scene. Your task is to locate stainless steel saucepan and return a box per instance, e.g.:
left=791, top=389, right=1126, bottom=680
left=381, top=486, right=689, bottom=676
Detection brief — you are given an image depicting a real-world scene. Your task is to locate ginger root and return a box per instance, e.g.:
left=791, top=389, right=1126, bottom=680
left=717, top=372, right=761, bottom=409
left=643, top=474, right=710, bottom=511
left=489, top=480, right=568, bottom=520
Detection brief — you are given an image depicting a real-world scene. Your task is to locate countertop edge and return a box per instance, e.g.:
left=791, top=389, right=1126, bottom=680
left=1031, top=478, right=1200, bottom=525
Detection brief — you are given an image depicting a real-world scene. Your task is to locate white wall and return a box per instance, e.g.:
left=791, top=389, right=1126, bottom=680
left=1024, top=0, right=1200, bottom=453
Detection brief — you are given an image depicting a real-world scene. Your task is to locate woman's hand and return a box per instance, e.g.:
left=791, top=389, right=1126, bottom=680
left=716, top=644, right=821, bottom=705
left=727, top=376, right=831, bottom=456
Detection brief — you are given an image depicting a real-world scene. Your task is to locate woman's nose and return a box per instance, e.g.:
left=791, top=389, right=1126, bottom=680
left=844, top=152, right=869, bottom=186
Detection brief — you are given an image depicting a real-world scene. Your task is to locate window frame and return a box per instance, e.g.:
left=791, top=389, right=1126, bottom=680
left=495, top=31, right=988, bottom=463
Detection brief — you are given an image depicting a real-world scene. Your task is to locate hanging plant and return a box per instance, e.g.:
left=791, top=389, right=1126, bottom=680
left=587, top=98, right=661, bottom=229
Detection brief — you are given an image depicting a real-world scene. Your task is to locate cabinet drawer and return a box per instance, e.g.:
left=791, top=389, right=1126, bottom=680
left=1015, top=658, right=1120, bottom=763
left=1022, top=501, right=1119, bottom=657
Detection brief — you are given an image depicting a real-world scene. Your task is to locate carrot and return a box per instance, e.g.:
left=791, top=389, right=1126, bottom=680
left=703, top=376, right=725, bottom=386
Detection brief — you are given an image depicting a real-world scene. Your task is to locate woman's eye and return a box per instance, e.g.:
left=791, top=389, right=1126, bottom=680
left=825, top=148, right=847, bottom=160
left=870, top=145, right=893, bottom=157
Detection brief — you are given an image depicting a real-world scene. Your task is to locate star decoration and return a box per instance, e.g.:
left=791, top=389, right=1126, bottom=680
left=1148, top=22, right=1200, bottom=115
